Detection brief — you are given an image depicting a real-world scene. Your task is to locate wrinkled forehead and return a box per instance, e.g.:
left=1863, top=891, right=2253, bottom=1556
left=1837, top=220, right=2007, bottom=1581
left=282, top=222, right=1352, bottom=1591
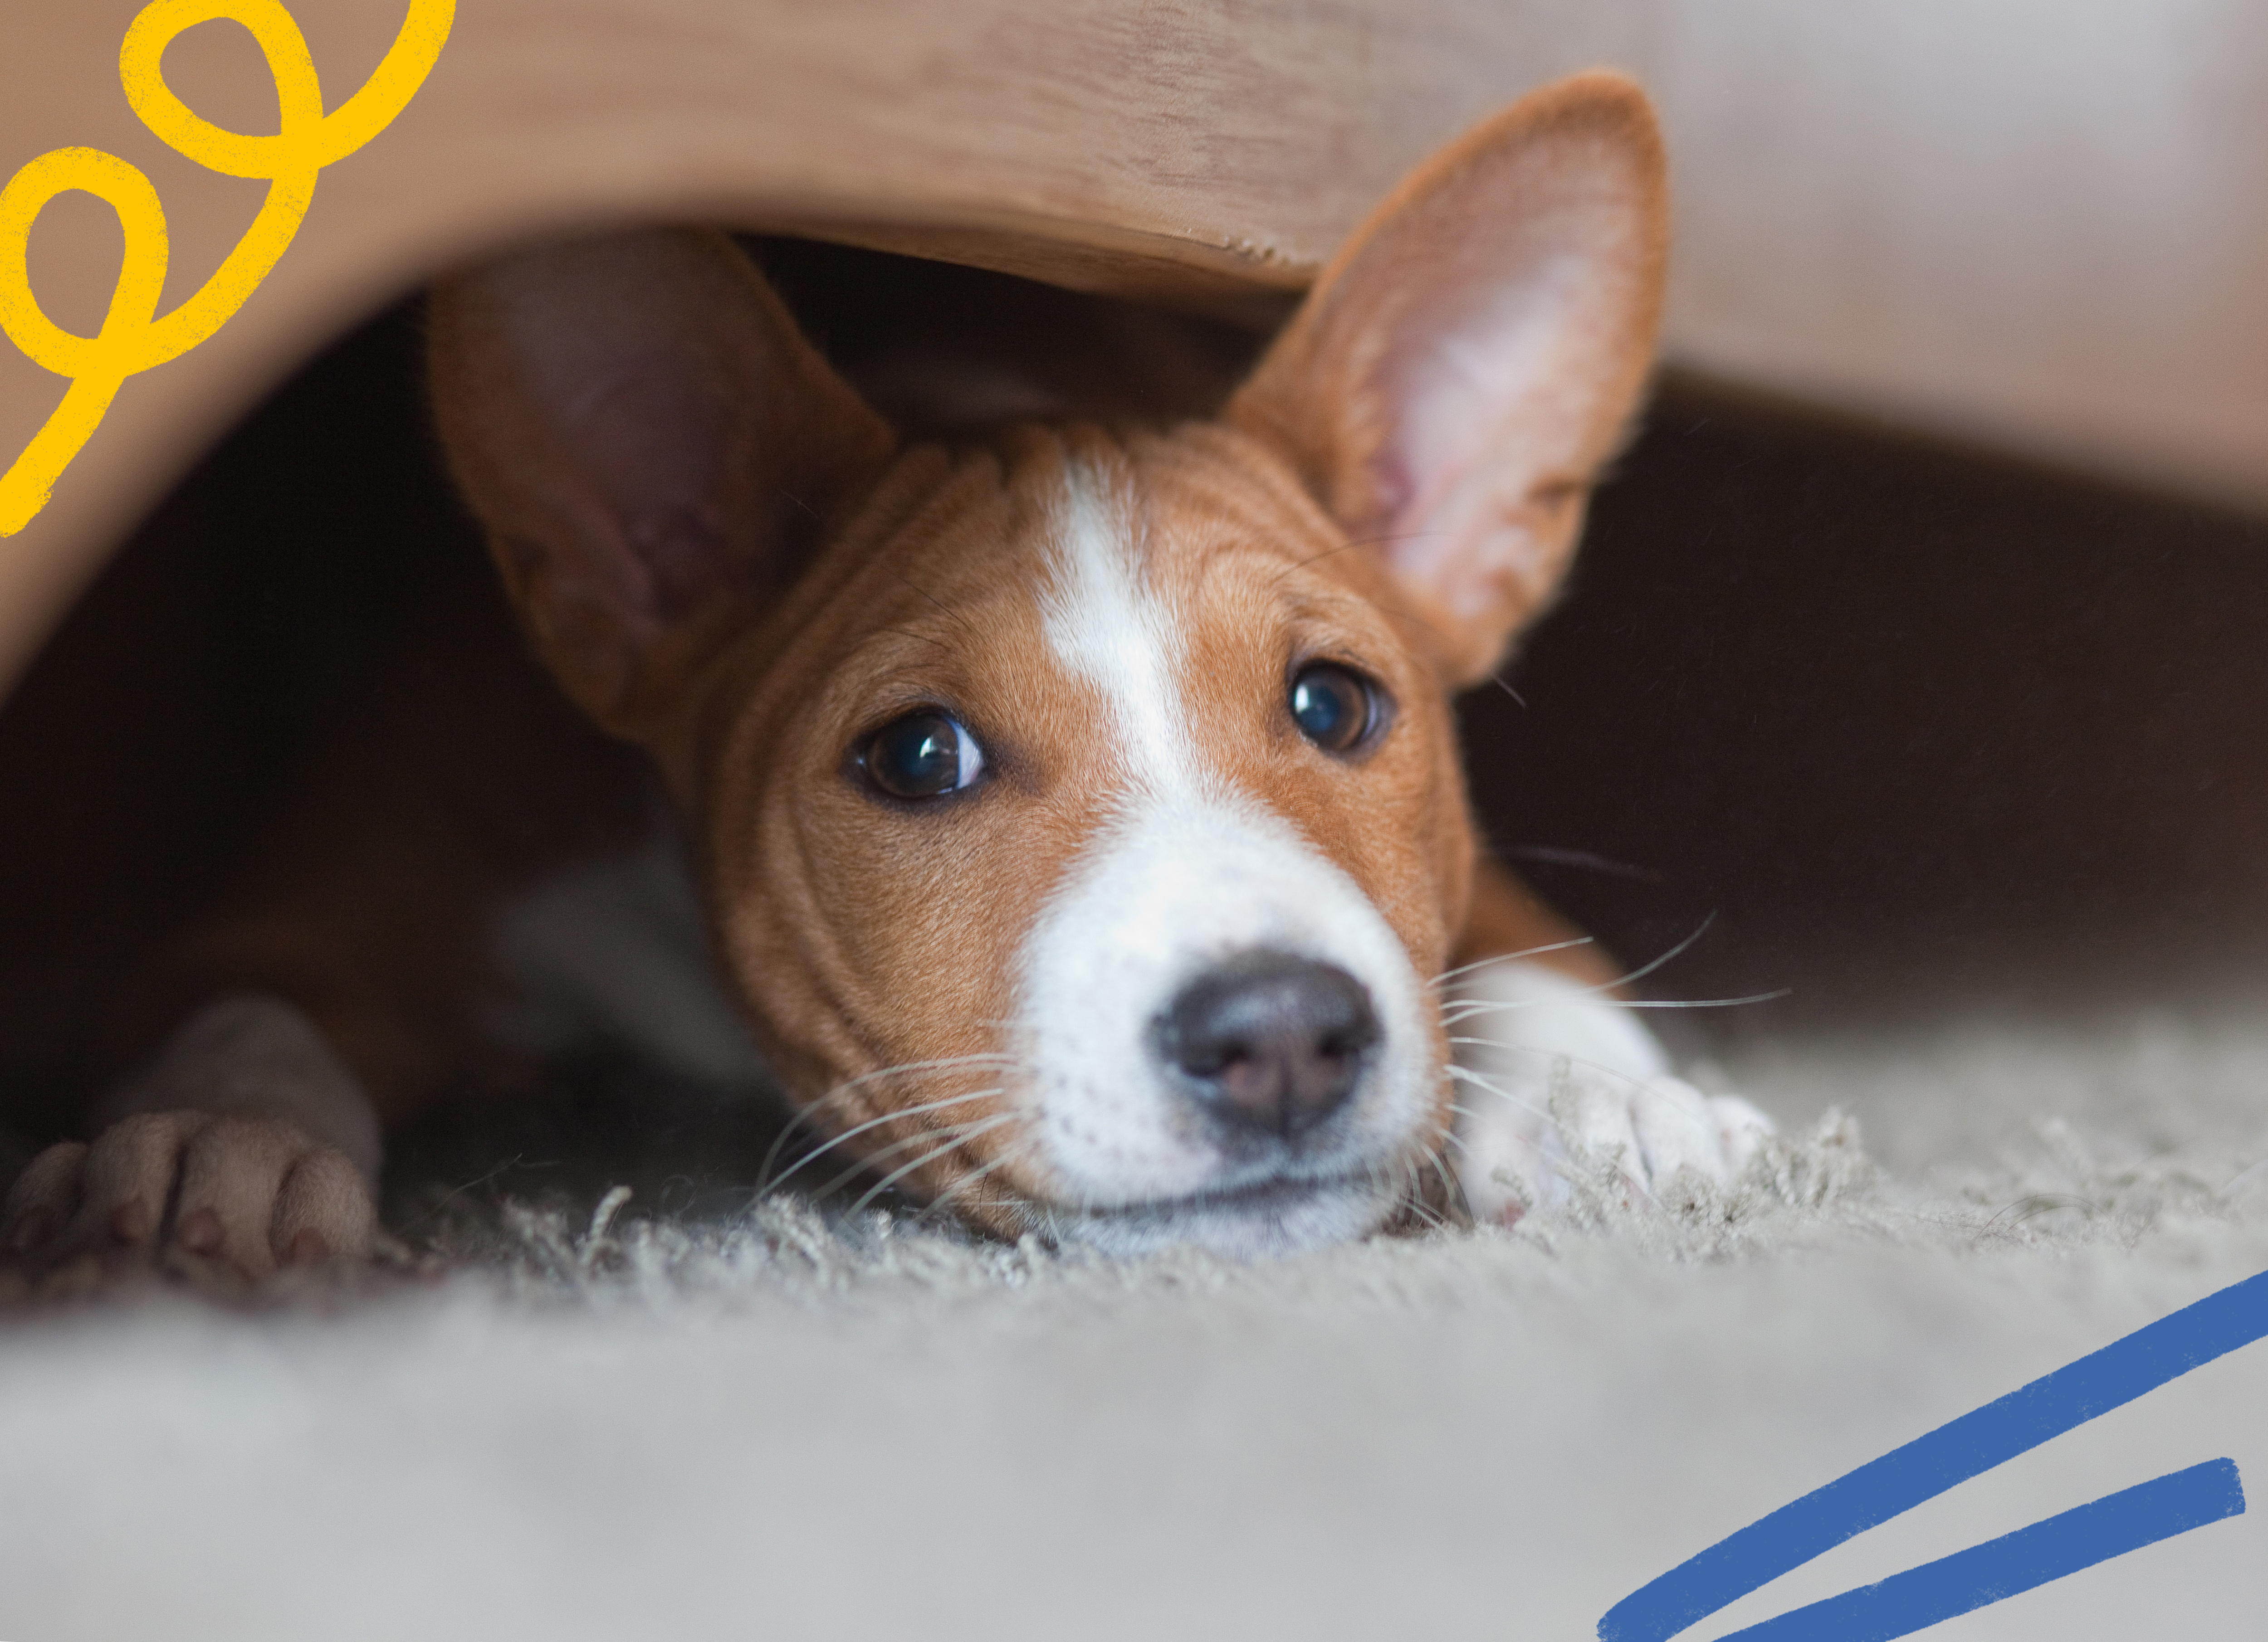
left=1026, top=423, right=1393, bottom=648
left=832, top=424, right=1337, bottom=649
left=778, top=421, right=1415, bottom=802
left=1021, top=428, right=1388, bottom=757
left=1048, top=423, right=1360, bottom=593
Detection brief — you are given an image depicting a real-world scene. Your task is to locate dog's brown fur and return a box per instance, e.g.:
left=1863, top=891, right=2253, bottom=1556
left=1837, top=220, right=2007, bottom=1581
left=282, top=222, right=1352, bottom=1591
left=3, top=73, right=1667, bottom=1274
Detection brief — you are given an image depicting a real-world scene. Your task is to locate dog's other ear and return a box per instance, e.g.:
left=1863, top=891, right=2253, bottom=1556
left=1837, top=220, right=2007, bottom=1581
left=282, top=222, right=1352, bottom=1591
left=1228, top=73, right=1667, bottom=686
left=427, top=229, right=894, bottom=737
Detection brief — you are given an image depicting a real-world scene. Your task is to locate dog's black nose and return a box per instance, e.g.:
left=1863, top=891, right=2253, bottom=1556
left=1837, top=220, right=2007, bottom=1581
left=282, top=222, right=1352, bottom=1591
left=1156, top=952, right=1380, bottom=1138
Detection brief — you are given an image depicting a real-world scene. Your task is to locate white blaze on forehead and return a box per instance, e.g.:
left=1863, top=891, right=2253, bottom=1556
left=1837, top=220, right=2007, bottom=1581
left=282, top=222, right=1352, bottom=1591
left=1013, top=462, right=1439, bottom=1254
left=1039, top=466, right=1206, bottom=797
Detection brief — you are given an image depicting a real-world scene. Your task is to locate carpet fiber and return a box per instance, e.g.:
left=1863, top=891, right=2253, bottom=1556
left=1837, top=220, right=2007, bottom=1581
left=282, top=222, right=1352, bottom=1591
left=5, top=1000, right=2267, bottom=1642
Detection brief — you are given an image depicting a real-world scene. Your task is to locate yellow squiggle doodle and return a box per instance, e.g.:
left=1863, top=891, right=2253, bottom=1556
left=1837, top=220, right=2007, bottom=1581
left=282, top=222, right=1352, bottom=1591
left=0, top=0, right=453, bottom=536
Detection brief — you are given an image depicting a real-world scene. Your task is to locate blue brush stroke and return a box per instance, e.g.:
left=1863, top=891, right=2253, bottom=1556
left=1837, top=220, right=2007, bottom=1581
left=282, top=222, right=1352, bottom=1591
left=1600, top=1267, right=2268, bottom=1642
left=1715, top=1459, right=2245, bottom=1642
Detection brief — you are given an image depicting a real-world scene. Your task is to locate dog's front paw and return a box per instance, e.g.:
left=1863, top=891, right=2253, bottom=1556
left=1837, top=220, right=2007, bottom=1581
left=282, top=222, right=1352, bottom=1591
left=3, top=1111, right=374, bottom=1282
left=1447, top=959, right=1771, bottom=1222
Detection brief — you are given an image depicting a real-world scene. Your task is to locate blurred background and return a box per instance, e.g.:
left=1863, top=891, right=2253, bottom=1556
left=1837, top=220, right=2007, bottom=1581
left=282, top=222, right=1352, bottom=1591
left=1467, top=0, right=2268, bottom=1151
left=1517, top=0, right=2268, bottom=509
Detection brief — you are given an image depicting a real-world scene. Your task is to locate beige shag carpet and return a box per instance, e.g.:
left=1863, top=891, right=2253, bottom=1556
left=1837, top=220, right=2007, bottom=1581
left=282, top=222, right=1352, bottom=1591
left=5, top=1003, right=2268, bottom=1642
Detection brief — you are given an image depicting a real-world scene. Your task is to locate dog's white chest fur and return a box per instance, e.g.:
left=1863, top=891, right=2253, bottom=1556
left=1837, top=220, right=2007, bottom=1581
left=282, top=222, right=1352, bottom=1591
left=486, top=822, right=767, bottom=1091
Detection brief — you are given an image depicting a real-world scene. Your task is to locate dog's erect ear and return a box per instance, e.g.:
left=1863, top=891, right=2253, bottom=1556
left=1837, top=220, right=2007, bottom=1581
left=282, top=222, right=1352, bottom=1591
left=1228, top=73, right=1667, bottom=685
left=427, top=229, right=894, bottom=736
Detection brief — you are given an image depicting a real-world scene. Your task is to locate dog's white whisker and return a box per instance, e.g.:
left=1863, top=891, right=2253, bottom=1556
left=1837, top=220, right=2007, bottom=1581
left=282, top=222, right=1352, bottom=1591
left=1437, top=918, right=1717, bottom=1028
left=1452, top=917, right=1721, bottom=1013
left=1405, top=1150, right=1453, bottom=1228
left=846, top=1112, right=1023, bottom=1218
left=918, top=1139, right=1042, bottom=1226
left=1421, top=1147, right=1464, bottom=1223
left=758, top=1057, right=1022, bottom=1188
left=1401, top=1193, right=1447, bottom=1232
left=1446, top=1063, right=1555, bottom=1121
left=1601, top=914, right=1717, bottom=993
left=1609, top=992, right=1792, bottom=1010
left=1427, top=937, right=1599, bottom=990
left=800, top=1101, right=1012, bottom=1204
left=1443, top=989, right=1788, bottom=1025
left=761, top=1085, right=1010, bottom=1194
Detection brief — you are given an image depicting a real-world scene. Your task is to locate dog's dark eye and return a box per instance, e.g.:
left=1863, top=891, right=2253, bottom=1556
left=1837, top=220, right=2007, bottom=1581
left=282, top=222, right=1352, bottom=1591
left=1289, top=663, right=1384, bottom=755
left=861, top=711, right=987, bottom=800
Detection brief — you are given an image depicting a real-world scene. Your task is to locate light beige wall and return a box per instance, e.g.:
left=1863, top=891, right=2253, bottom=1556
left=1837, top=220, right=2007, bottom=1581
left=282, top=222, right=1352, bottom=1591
left=1646, top=0, right=2268, bottom=508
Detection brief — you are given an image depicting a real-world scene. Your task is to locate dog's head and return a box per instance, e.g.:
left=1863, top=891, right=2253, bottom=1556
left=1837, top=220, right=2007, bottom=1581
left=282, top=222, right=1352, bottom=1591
left=428, top=73, right=1666, bottom=1254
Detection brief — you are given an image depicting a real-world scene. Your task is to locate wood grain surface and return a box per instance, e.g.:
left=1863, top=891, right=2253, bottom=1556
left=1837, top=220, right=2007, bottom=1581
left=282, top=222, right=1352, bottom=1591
left=0, top=0, right=1628, bottom=694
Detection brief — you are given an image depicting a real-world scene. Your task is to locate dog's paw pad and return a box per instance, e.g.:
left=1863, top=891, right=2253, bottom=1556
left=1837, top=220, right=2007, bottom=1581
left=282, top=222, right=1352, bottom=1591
left=1455, top=1063, right=1776, bottom=1224
left=175, top=1205, right=225, bottom=1254
left=2, top=1111, right=374, bottom=1283
left=1628, top=1077, right=1772, bottom=1187
left=1445, top=959, right=1778, bottom=1224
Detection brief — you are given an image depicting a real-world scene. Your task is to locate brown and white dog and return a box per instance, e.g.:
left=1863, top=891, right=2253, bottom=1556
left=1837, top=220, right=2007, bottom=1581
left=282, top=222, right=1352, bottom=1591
left=2, top=72, right=1766, bottom=1274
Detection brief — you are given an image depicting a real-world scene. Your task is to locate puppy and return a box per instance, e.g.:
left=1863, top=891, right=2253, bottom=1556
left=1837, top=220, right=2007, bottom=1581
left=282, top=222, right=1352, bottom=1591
left=1, top=71, right=1765, bottom=1274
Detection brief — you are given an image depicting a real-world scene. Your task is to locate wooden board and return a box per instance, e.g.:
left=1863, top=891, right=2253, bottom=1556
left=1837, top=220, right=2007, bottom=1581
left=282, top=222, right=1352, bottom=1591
left=0, top=0, right=1625, bottom=694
